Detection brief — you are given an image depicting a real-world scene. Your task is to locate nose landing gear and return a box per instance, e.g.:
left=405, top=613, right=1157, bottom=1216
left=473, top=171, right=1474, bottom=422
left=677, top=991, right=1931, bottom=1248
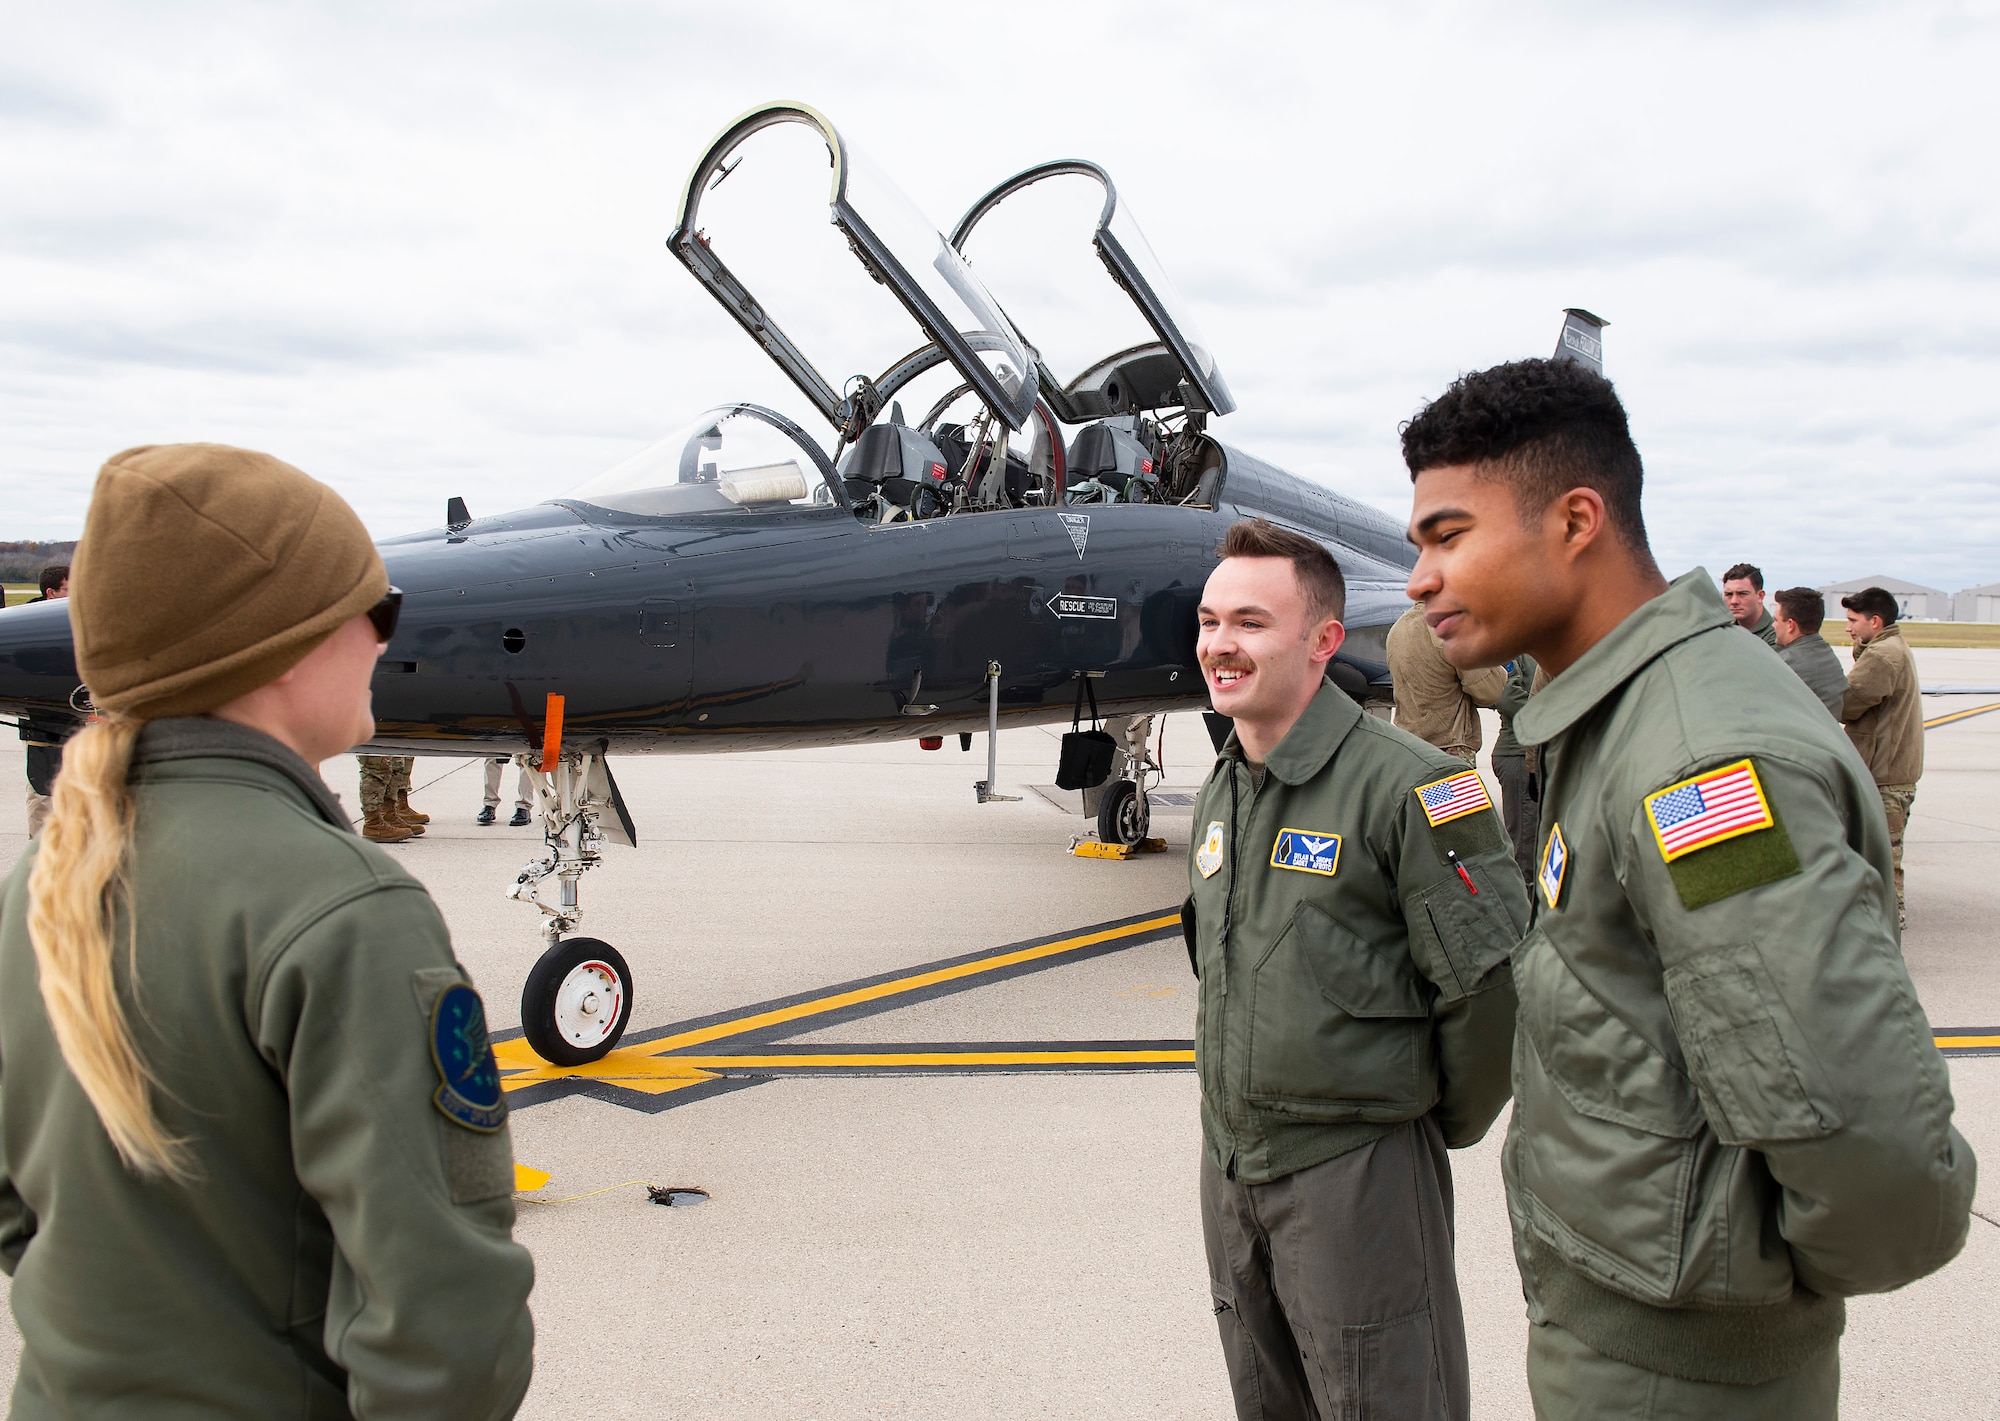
left=510, top=750, right=637, bottom=1065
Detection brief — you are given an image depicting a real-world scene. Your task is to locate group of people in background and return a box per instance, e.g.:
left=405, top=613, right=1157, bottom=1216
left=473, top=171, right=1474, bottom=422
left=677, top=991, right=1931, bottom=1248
left=1720, top=563, right=1926, bottom=925
left=352, top=755, right=537, bottom=842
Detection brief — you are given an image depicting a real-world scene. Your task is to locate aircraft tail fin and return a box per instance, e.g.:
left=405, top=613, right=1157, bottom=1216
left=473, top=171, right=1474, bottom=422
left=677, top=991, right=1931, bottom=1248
left=1553, top=308, right=1607, bottom=374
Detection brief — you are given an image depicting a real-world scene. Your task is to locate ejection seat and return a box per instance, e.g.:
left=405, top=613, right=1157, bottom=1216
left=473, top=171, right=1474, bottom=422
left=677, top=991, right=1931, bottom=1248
left=1065, top=420, right=1159, bottom=505
left=841, top=421, right=955, bottom=520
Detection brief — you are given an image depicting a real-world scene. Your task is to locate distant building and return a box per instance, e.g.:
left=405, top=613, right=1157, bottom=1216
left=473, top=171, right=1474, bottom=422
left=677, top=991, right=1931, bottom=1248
left=1953, top=581, right=2000, bottom=624
left=1819, top=574, right=1954, bottom=621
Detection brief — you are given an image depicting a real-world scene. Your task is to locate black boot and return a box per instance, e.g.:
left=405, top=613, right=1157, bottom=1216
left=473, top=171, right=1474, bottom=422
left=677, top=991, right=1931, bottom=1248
left=509, top=805, right=532, bottom=827
left=476, top=805, right=496, bottom=825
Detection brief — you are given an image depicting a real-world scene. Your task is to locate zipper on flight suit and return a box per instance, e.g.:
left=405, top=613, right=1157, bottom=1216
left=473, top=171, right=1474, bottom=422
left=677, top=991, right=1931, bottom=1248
left=1218, top=757, right=1259, bottom=1180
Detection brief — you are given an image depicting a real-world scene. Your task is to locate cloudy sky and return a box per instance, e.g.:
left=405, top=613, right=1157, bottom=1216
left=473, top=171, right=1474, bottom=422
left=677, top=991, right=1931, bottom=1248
left=6, top=0, right=1998, bottom=592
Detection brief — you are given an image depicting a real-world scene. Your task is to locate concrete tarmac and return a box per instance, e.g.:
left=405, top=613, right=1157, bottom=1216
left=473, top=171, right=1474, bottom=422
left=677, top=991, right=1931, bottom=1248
left=0, top=651, right=1996, bottom=1417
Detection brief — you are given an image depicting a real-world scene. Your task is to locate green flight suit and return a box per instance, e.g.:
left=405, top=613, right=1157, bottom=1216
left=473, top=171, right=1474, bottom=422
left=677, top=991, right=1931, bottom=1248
left=1508, top=572, right=1973, bottom=1415
left=0, top=718, right=534, bottom=1418
left=1185, top=682, right=1528, bottom=1420
left=1746, top=605, right=1778, bottom=648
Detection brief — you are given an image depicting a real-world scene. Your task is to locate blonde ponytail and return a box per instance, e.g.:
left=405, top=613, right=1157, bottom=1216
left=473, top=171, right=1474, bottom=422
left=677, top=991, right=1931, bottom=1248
left=25, top=716, right=187, bottom=1180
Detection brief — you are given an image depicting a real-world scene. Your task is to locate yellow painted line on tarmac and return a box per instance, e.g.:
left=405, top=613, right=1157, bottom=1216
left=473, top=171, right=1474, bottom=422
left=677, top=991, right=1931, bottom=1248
left=662, top=1049, right=1196, bottom=1069
left=623, top=912, right=1183, bottom=1058
left=1935, top=1035, right=2000, bottom=1051
left=1924, top=702, right=2000, bottom=729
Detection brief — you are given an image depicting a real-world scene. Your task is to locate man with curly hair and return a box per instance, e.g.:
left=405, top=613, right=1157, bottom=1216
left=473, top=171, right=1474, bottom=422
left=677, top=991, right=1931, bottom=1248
left=1400, top=357, right=1971, bottom=1416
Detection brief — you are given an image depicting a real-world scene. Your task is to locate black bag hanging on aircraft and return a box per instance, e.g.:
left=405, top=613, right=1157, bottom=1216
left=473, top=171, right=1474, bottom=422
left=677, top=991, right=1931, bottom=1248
left=1056, top=675, right=1117, bottom=791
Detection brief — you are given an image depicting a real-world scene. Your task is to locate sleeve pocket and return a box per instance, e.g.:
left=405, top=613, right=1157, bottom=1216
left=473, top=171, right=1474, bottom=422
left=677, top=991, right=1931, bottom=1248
left=1664, top=948, right=1844, bottom=1145
left=1413, top=866, right=1522, bottom=1002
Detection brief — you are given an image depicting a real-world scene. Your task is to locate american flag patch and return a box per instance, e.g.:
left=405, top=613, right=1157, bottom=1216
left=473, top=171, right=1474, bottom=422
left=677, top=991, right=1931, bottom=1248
left=1415, top=770, right=1492, bottom=827
left=1644, top=760, right=1774, bottom=863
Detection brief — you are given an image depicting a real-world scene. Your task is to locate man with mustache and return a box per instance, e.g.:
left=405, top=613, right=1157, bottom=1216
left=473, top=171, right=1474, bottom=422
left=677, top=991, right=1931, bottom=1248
left=1185, top=518, right=1529, bottom=1421
left=1402, top=357, right=1972, bottom=1417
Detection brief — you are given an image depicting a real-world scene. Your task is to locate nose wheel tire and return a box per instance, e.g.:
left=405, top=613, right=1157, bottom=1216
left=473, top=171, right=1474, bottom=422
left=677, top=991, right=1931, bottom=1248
left=1097, top=778, right=1150, bottom=847
left=521, top=936, right=634, bottom=1066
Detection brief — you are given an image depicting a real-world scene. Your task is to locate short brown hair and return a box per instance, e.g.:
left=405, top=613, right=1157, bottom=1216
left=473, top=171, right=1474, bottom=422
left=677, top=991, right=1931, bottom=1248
left=1216, top=518, right=1346, bottom=622
left=1722, top=562, right=1764, bottom=591
left=1841, top=586, right=1899, bottom=625
left=38, top=564, right=68, bottom=596
left=1774, top=586, right=1823, bottom=634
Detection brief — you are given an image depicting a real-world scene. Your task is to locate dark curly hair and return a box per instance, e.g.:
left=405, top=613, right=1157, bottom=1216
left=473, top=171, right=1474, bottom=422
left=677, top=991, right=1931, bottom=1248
left=1400, top=358, right=1649, bottom=551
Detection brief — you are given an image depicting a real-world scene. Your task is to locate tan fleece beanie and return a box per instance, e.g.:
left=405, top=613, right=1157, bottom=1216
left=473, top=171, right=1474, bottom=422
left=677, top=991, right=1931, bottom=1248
left=71, top=444, right=389, bottom=719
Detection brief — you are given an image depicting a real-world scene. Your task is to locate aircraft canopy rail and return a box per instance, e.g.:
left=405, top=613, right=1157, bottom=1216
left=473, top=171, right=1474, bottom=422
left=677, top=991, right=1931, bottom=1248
left=950, top=161, right=1235, bottom=423
left=670, top=103, right=1039, bottom=441
left=560, top=404, right=845, bottom=517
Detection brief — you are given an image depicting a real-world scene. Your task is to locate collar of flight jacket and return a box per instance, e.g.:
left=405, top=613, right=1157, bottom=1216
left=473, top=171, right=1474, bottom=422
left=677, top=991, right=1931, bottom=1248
left=130, top=715, right=354, bottom=832
left=1219, top=679, right=1363, bottom=784
left=1513, top=569, right=1736, bottom=749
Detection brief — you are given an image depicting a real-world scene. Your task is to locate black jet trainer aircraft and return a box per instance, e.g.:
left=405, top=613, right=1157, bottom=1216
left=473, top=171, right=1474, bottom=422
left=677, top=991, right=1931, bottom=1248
left=0, top=101, right=1608, bottom=1066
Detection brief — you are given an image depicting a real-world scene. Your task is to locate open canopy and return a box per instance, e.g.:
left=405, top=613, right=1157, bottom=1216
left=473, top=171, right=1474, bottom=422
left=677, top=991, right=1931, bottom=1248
left=950, top=161, right=1234, bottom=423
left=669, top=102, right=1039, bottom=439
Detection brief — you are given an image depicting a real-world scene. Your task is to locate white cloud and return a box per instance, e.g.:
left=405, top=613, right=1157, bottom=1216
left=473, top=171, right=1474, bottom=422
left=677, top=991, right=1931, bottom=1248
left=3, top=0, right=1996, bottom=590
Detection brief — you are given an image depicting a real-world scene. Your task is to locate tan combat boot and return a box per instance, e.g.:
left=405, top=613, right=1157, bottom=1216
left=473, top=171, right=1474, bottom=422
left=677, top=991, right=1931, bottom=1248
left=362, top=806, right=415, bottom=843
left=397, top=789, right=430, bottom=825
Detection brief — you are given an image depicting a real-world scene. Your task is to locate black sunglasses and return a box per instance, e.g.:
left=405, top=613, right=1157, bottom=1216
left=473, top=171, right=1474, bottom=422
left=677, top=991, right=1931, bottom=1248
left=368, top=587, right=403, bottom=644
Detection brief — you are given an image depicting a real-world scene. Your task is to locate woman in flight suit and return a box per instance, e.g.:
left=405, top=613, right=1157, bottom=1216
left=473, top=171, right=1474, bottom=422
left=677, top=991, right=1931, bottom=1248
left=0, top=444, right=535, bottom=1417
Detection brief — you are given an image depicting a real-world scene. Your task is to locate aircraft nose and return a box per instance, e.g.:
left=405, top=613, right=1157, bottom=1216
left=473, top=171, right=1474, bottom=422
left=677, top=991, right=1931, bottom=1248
left=0, top=599, right=83, bottom=720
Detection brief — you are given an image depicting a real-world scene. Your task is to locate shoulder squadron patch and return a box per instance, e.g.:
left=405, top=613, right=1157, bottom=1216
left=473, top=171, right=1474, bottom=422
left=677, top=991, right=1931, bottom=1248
left=1645, top=759, right=1773, bottom=862
left=1196, top=821, right=1226, bottom=879
left=430, top=982, right=507, bottom=1133
left=1539, top=822, right=1568, bottom=910
left=1416, top=770, right=1493, bottom=827
left=1271, top=828, right=1341, bottom=876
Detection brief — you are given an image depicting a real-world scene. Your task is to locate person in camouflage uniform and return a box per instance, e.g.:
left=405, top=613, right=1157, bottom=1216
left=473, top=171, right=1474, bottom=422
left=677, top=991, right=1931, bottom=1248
left=358, top=754, right=427, bottom=842
left=1838, top=586, right=1924, bottom=926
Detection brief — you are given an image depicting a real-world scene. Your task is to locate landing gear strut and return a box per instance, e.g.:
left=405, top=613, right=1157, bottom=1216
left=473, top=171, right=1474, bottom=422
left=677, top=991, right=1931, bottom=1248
left=1088, top=715, right=1160, bottom=847
left=510, top=750, right=635, bottom=1064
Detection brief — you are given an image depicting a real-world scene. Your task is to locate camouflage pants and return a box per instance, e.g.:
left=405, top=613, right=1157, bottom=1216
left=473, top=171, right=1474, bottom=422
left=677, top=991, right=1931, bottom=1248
left=1880, top=783, right=1916, bottom=921
left=357, top=755, right=412, bottom=814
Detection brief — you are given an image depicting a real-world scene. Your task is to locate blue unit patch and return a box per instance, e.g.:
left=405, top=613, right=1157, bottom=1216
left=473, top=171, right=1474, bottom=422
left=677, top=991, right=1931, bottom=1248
left=1270, top=828, right=1341, bottom=877
left=430, top=982, right=507, bottom=1133
left=1539, top=821, right=1569, bottom=911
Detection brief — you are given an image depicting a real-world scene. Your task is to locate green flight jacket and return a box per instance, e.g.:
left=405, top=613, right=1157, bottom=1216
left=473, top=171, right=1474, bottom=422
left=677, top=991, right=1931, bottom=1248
left=1185, top=682, right=1529, bottom=1184
left=0, top=718, right=535, bottom=1418
left=1508, top=571, right=1973, bottom=1387
left=1747, top=604, right=1779, bottom=648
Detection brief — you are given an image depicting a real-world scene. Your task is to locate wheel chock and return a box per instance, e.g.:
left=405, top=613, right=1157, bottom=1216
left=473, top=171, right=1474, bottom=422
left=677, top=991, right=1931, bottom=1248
left=1068, top=836, right=1169, bottom=860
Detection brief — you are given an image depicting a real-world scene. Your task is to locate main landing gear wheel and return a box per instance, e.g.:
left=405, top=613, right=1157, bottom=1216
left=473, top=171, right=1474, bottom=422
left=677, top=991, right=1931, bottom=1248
left=1097, top=778, right=1150, bottom=847
left=521, top=937, right=634, bottom=1066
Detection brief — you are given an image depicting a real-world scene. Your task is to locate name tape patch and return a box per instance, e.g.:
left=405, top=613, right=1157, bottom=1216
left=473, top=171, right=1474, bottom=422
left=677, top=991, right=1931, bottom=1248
left=1196, top=820, right=1226, bottom=879
left=431, top=982, right=507, bottom=1133
left=1539, top=821, right=1569, bottom=910
left=1270, top=828, right=1341, bottom=876
left=1644, top=759, right=1774, bottom=863
left=1416, top=770, right=1492, bottom=827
